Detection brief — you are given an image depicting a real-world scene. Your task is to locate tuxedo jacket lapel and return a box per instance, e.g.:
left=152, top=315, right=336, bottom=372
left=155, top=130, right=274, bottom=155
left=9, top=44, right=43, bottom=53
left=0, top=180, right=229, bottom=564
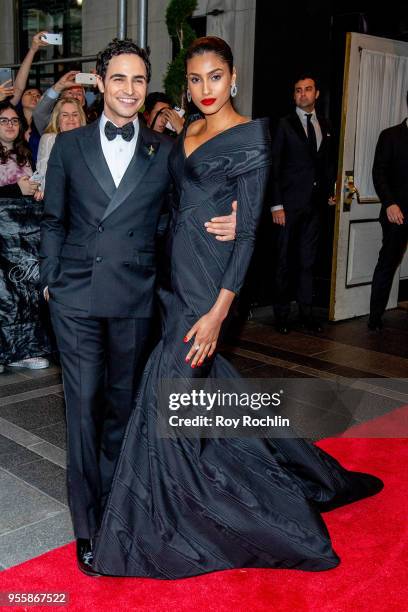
left=288, top=112, right=308, bottom=145
left=78, top=121, right=116, bottom=200
left=317, top=114, right=329, bottom=149
left=101, top=122, right=161, bottom=223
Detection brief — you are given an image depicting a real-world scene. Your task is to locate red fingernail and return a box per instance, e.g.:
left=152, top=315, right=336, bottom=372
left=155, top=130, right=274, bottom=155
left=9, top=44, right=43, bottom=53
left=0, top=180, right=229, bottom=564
left=185, top=357, right=190, bottom=362
left=198, top=360, right=203, bottom=366
left=183, top=336, right=188, bottom=342
left=191, top=364, right=196, bottom=369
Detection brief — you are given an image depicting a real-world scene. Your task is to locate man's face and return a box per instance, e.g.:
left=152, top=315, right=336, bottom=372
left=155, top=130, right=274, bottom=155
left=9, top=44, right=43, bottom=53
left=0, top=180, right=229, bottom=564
left=148, top=101, right=171, bottom=132
left=294, top=78, right=319, bottom=112
left=63, top=86, right=85, bottom=106
left=97, top=54, right=147, bottom=126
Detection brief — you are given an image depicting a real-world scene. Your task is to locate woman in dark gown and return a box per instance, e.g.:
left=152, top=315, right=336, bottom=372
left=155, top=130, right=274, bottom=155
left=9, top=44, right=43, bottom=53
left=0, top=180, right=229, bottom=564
left=92, top=37, right=383, bottom=578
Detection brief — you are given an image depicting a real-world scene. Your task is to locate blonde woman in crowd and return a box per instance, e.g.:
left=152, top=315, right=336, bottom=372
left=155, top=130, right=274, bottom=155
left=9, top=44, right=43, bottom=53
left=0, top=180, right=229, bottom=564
left=35, top=97, right=86, bottom=200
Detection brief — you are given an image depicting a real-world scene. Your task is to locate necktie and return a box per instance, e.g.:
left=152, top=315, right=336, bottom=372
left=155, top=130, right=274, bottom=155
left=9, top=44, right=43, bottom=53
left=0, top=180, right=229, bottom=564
left=306, top=113, right=317, bottom=154
left=104, top=120, right=135, bottom=142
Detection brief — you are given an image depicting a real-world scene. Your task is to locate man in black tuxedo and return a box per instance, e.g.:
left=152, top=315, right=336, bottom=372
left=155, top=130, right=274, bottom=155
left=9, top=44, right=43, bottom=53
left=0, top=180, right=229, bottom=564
left=270, top=75, right=334, bottom=334
left=40, top=39, right=236, bottom=575
left=369, top=112, right=408, bottom=330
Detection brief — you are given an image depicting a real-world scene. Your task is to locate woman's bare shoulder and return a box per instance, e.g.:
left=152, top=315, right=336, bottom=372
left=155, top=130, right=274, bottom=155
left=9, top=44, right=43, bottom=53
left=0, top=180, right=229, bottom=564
left=185, top=118, right=206, bottom=138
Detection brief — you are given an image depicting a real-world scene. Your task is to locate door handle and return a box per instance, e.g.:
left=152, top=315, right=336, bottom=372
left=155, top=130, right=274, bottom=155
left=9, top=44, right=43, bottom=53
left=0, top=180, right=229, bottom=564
left=343, top=171, right=360, bottom=211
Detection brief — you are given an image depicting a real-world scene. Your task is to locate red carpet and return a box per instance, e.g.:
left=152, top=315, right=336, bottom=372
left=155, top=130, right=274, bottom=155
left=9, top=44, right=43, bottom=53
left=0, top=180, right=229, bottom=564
left=340, top=404, right=408, bottom=437
left=1, top=435, right=407, bottom=611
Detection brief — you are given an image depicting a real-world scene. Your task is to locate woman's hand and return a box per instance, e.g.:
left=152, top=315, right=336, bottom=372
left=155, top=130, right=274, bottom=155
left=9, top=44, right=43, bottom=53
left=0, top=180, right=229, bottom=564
left=31, top=31, right=49, bottom=53
left=0, top=79, right=14, bottom=102
left=34, top=189, right=44, bottom=201
left=184, top=310, right=224, bottom=367
left=18, top=176, right=39, bottom=196
left=161, top=108, right=185, bottom=134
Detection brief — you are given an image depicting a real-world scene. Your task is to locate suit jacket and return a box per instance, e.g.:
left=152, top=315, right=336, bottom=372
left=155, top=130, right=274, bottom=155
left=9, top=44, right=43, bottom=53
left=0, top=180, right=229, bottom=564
left=32, top=90, right=56, bottom=135
left=270, top=111, right=334, bottom=212
left=372, top=120, right=408, bottom=216
left=40, top=119, right=174, bottom=318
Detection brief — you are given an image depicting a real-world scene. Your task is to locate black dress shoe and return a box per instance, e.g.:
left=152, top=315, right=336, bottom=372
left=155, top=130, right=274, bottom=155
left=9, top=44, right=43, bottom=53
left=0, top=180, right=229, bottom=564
left=367, top=318, right=383, bottom=332
left=299, top=316, right=323, bottom=333
left=275, top=321, right=290, bottom=334
left=76, top=538, right=100, bottom=577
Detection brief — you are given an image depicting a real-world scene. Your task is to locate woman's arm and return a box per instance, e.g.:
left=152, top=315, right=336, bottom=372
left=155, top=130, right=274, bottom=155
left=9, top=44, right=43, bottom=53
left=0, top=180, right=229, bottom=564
left=10, top=32, right=49, bottom=106
left=0, top=176, right=38, bottom=198
left=184, top=288, right=235, bottom=367
left=184, top=164, right=271, bottom=367
left=36, top=133, right=56, bottom=191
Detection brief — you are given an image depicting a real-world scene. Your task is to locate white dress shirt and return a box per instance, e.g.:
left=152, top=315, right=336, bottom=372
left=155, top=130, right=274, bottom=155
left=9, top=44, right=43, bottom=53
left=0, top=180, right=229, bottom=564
left=296, top=106, right=322, bottom=150
left=271, top=107, right=323, bottom=212
left=99, top=112, right=139, bottom=187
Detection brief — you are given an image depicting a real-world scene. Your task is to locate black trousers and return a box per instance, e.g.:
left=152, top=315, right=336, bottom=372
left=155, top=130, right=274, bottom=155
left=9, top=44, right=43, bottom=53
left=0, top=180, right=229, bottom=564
left=273, top=206, right=320, bottom=321
left=370, top=215, right=408, bottom=322
left=49, top=298, right=153, bottom=539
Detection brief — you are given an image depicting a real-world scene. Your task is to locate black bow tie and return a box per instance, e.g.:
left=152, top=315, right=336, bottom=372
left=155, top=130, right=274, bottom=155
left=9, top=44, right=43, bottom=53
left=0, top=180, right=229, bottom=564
left=104, top=120, right=135, bottom=142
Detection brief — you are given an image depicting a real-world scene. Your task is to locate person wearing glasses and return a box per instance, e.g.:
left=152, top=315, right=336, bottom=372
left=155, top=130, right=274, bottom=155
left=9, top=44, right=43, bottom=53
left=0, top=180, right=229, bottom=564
left=0, top=102, right=38, bottom=197
left=0, top=101, right=48, bottom=372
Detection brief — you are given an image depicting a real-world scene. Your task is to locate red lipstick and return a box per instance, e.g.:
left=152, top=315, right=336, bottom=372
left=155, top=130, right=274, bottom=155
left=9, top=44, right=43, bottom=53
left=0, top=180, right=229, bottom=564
left=201, top=98, right=216, bottom=106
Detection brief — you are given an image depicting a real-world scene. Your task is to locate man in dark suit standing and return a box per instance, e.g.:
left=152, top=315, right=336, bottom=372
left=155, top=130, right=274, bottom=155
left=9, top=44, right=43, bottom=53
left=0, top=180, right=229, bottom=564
left=40, top=39, right=235, bottom=575
left=370, top=111, right=408, bottom=330
left=270, top=75, right=334, bottom=334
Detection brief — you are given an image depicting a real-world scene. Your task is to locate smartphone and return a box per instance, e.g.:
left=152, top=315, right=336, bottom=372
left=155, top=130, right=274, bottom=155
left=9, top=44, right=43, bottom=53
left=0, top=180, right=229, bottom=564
left=166, top=106, right=185, bottom=132
left=0, top=67, right=13, bottom=85
left=30, top=171, right=44, bottom=183
left=75, top=73, right=97, bottom=86
left=41, top=33, right=63, bottom=45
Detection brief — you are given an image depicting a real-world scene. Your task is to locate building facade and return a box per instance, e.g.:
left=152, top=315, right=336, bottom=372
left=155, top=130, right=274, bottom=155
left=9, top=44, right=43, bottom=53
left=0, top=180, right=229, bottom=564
left=0, top=0, right=256, bottom=116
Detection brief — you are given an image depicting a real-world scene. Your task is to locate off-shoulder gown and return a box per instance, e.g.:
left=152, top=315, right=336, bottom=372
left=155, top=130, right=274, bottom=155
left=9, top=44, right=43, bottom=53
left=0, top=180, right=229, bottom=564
left=92, top=119, right=383, bottom=578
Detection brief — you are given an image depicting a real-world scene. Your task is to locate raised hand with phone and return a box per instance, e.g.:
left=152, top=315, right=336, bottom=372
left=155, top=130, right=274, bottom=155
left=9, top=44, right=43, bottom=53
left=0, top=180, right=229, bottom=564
left=161, top=106, right=185, bottom=134
left=2, top=31, right=48, bottom=108
left=0, top=78, right=14, bottom=103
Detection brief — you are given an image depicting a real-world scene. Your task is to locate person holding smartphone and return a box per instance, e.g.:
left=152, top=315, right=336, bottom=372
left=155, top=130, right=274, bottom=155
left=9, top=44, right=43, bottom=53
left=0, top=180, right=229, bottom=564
left=144, top=91, right=185, bottom=135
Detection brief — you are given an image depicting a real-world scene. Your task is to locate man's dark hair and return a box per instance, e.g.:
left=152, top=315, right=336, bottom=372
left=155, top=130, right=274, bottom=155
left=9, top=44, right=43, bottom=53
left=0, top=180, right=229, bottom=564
left=293, top=73, right=320, bottom=91
left=144, top=92, right=172, bottom=114
left=96, top=38, right=151, bottom=83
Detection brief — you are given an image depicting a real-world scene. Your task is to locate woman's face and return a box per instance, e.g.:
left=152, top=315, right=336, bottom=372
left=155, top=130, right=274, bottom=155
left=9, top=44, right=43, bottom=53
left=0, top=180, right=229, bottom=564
left=149, top=102, right=171, bottom=132
left=186, top=51, right=235, bottom=116
left=0, top=108, right=20, bottom=146
left=58, top=102, right=82, bottom=132
left=22, top=88, right=41, bottom=110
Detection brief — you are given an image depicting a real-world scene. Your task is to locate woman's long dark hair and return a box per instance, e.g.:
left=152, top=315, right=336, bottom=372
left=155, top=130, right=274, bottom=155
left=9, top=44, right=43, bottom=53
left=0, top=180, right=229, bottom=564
left=0, top=101, right=32, bottom=167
